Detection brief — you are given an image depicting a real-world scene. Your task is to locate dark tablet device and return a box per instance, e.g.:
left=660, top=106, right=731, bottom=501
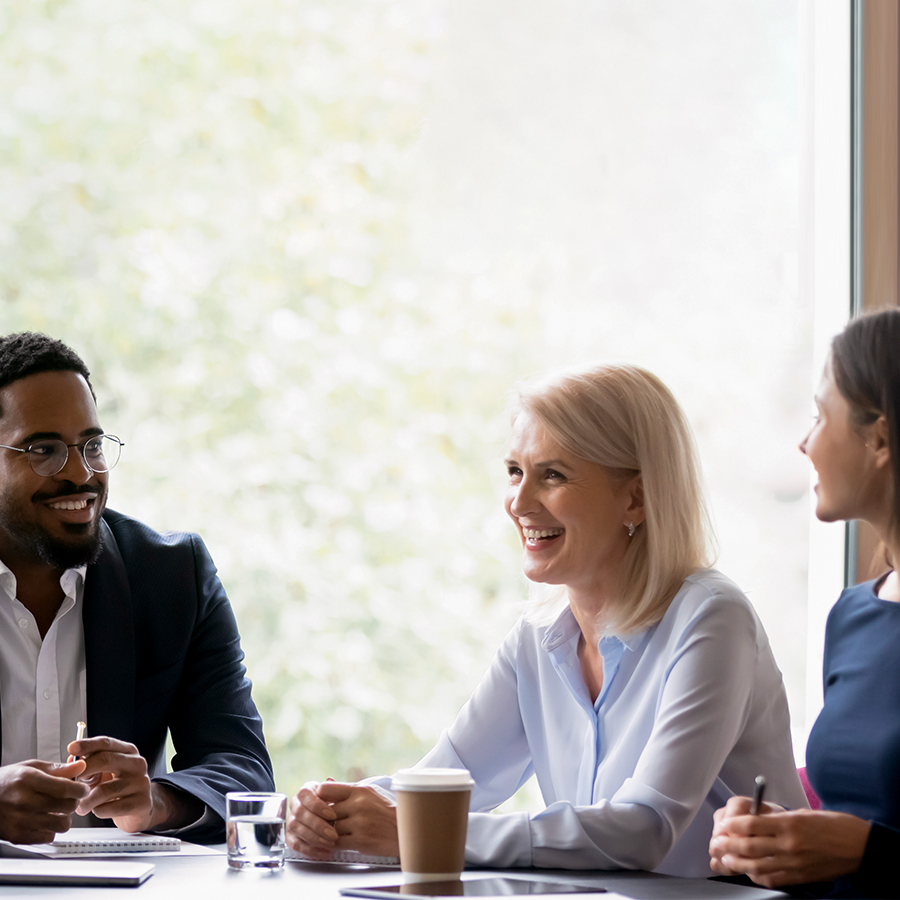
left=340, top=878, right=608, bottom=899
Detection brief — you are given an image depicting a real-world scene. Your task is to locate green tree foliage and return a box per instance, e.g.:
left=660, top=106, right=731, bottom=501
left=0, top=0, right=524, bottom=789
left=0, top=0, right=802, bottom=796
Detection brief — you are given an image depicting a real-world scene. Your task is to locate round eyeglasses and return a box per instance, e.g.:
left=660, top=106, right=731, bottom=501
left=0, top=434, right=124, bottom=477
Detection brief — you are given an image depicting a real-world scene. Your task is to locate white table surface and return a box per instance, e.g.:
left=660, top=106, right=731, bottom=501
left=0, top=847, right=789, bottom=900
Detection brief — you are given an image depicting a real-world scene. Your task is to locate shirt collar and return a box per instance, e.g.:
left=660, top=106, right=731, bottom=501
left=540, top=605, right=583, bottom=651
left=60, top=566, right=86, bottom=600
left=616, top=626, right=650, bottom=652
left=540, top=603, right=651, bottom=654
left=0, top=556, right=86, bottom=604
left=0, top=563, right=14, bottom=604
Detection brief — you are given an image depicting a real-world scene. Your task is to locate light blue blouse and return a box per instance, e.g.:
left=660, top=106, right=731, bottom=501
left=370, top=569, right=806, bottom=877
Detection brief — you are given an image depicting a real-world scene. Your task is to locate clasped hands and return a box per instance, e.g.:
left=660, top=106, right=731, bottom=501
left=286, top=780, right=400, bottom=859
left=709, top=795, right=871, bottom=888
left=0, top=736, right=176, bottom=844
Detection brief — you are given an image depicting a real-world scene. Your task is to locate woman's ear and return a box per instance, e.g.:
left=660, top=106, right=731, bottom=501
left=869, top=416, right=891, bottom=470
left=624, top=474, right=645, bottom=527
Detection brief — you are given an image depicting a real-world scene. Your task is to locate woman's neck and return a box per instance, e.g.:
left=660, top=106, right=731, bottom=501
left=567, top=588, right=614, bottom=651
left=862, top=513, right=900, bottom=601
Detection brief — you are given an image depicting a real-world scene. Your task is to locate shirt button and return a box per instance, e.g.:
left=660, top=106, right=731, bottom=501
left=42, top=690, right=51, bottom=700
left=17, top=618, right=28, bottom=629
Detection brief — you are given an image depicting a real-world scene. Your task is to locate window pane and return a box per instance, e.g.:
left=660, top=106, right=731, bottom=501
left=1, top=0, right=804, bottom=786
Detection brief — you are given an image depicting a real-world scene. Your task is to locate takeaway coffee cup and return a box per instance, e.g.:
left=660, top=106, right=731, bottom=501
left=392, top=768, right=474, bottom=883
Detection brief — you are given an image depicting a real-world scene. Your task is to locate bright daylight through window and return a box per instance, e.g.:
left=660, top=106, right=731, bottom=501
left=1, top=0, right=804, bottom=791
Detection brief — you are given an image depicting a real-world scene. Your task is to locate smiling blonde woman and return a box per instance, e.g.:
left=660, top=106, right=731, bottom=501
left=287, top=364, right=805, bottom=877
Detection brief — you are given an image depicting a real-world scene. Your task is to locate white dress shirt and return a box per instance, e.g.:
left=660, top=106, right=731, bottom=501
left=370, top=569, right=807, bottom=878
left=0, top=561, right=87, bottom=766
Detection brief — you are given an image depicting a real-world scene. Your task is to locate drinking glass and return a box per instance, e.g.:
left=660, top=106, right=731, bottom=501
left=226, top=792, right=287, bottom=870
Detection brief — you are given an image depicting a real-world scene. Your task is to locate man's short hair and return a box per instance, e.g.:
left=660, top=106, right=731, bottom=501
left=0, top=333, right=94, bottom=408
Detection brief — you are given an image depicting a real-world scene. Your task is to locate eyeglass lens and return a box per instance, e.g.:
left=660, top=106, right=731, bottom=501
left=28, top=435, right=122, bottom=477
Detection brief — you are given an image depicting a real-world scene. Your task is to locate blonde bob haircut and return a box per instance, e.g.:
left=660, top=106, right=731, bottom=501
left=511, top=364, right=714, bottom=636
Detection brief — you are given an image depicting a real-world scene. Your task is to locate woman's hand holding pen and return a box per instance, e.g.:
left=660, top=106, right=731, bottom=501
left=709, top=795, right=871, bottom=887
left=0, top=759, right=88, bottom=843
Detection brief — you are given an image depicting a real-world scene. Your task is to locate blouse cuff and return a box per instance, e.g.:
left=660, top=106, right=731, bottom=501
left=464, top=811, right=532, bottom=868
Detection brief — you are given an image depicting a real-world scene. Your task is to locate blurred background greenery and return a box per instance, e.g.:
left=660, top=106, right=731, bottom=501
left=1, top=0, right=804, bottom=794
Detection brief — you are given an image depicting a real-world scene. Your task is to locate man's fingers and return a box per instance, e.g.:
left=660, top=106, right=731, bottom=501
left=15, top=767, right=89, bottom=802
left=52, top=760, right=87, bottom=780
left=78, top=774, right=150, bottom=816
left=8, top=812, right=75, bottom=845
left=23, top=759, right=86, bottom=780
left=0, top=763, right=92, bottom=844
left=66, top=737, right=143, bottom=779
left=89, top=793, right=150, bottom=819
left=67, top=736, right=138, bottom=758
left=74, top=751, right=145, bottom=777
left=72, top=744, right=148, bottom=790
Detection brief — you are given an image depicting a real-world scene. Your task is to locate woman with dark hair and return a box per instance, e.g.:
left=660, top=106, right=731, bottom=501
left=709, top=307, right=900, bottom=898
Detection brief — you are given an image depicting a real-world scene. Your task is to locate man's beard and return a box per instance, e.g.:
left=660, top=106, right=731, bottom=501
left=30, top=520, right=104, bottom=569
left=0, top=487, right=105, bottom=570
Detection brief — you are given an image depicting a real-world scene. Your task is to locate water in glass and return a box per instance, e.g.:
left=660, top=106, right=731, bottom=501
left=227, top=815, right=286, bottom=869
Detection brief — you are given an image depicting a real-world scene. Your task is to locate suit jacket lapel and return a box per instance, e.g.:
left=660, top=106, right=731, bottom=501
left=83, top=518, right=135, bottom=742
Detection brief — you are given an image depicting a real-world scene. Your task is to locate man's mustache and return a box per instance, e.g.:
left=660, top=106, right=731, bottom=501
left=33, top=484, right=102, bottom=503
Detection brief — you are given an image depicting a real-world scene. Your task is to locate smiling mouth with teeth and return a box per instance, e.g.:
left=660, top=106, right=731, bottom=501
left=523, top=528, right=564, bottom=540
left=48, top=499, right=89, bottom=511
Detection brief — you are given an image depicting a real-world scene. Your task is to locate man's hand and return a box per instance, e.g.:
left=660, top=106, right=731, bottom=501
left=67, top=736, right=200, bottom=833
left=68, top=736, right=153, bottom=831
left=0, top=759, right=88, bottom=843
left=287, top=781, right=399, bottom=859
left=709, top=795, right=870, bottom=888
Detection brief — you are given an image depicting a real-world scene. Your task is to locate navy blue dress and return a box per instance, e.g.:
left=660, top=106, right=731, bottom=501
left=805, top=576, right=900, bottom=898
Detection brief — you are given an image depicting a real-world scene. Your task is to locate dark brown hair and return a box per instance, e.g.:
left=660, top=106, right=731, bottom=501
left=0, top=332, right=93, bottom=395
left=831, top=308, right=900, bottom=542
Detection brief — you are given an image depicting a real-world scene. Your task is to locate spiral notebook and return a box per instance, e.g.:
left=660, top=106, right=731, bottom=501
left=286, top=846, right=399, bottom=866
left=0, top=827, right=180, bottom=859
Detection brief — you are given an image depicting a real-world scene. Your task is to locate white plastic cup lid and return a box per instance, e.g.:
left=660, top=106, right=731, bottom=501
left=391, top=768, right=474, bottom=791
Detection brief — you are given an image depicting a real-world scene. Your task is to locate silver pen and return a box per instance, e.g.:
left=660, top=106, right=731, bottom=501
left=749, top=775, right=766, bottom=815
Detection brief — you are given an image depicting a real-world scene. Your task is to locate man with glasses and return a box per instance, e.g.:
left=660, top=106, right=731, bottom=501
left=0, top=332, right=273, bottom=843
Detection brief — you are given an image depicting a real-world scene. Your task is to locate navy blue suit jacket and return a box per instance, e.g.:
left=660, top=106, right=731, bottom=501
left=81, top=509, right=274, bottom=841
